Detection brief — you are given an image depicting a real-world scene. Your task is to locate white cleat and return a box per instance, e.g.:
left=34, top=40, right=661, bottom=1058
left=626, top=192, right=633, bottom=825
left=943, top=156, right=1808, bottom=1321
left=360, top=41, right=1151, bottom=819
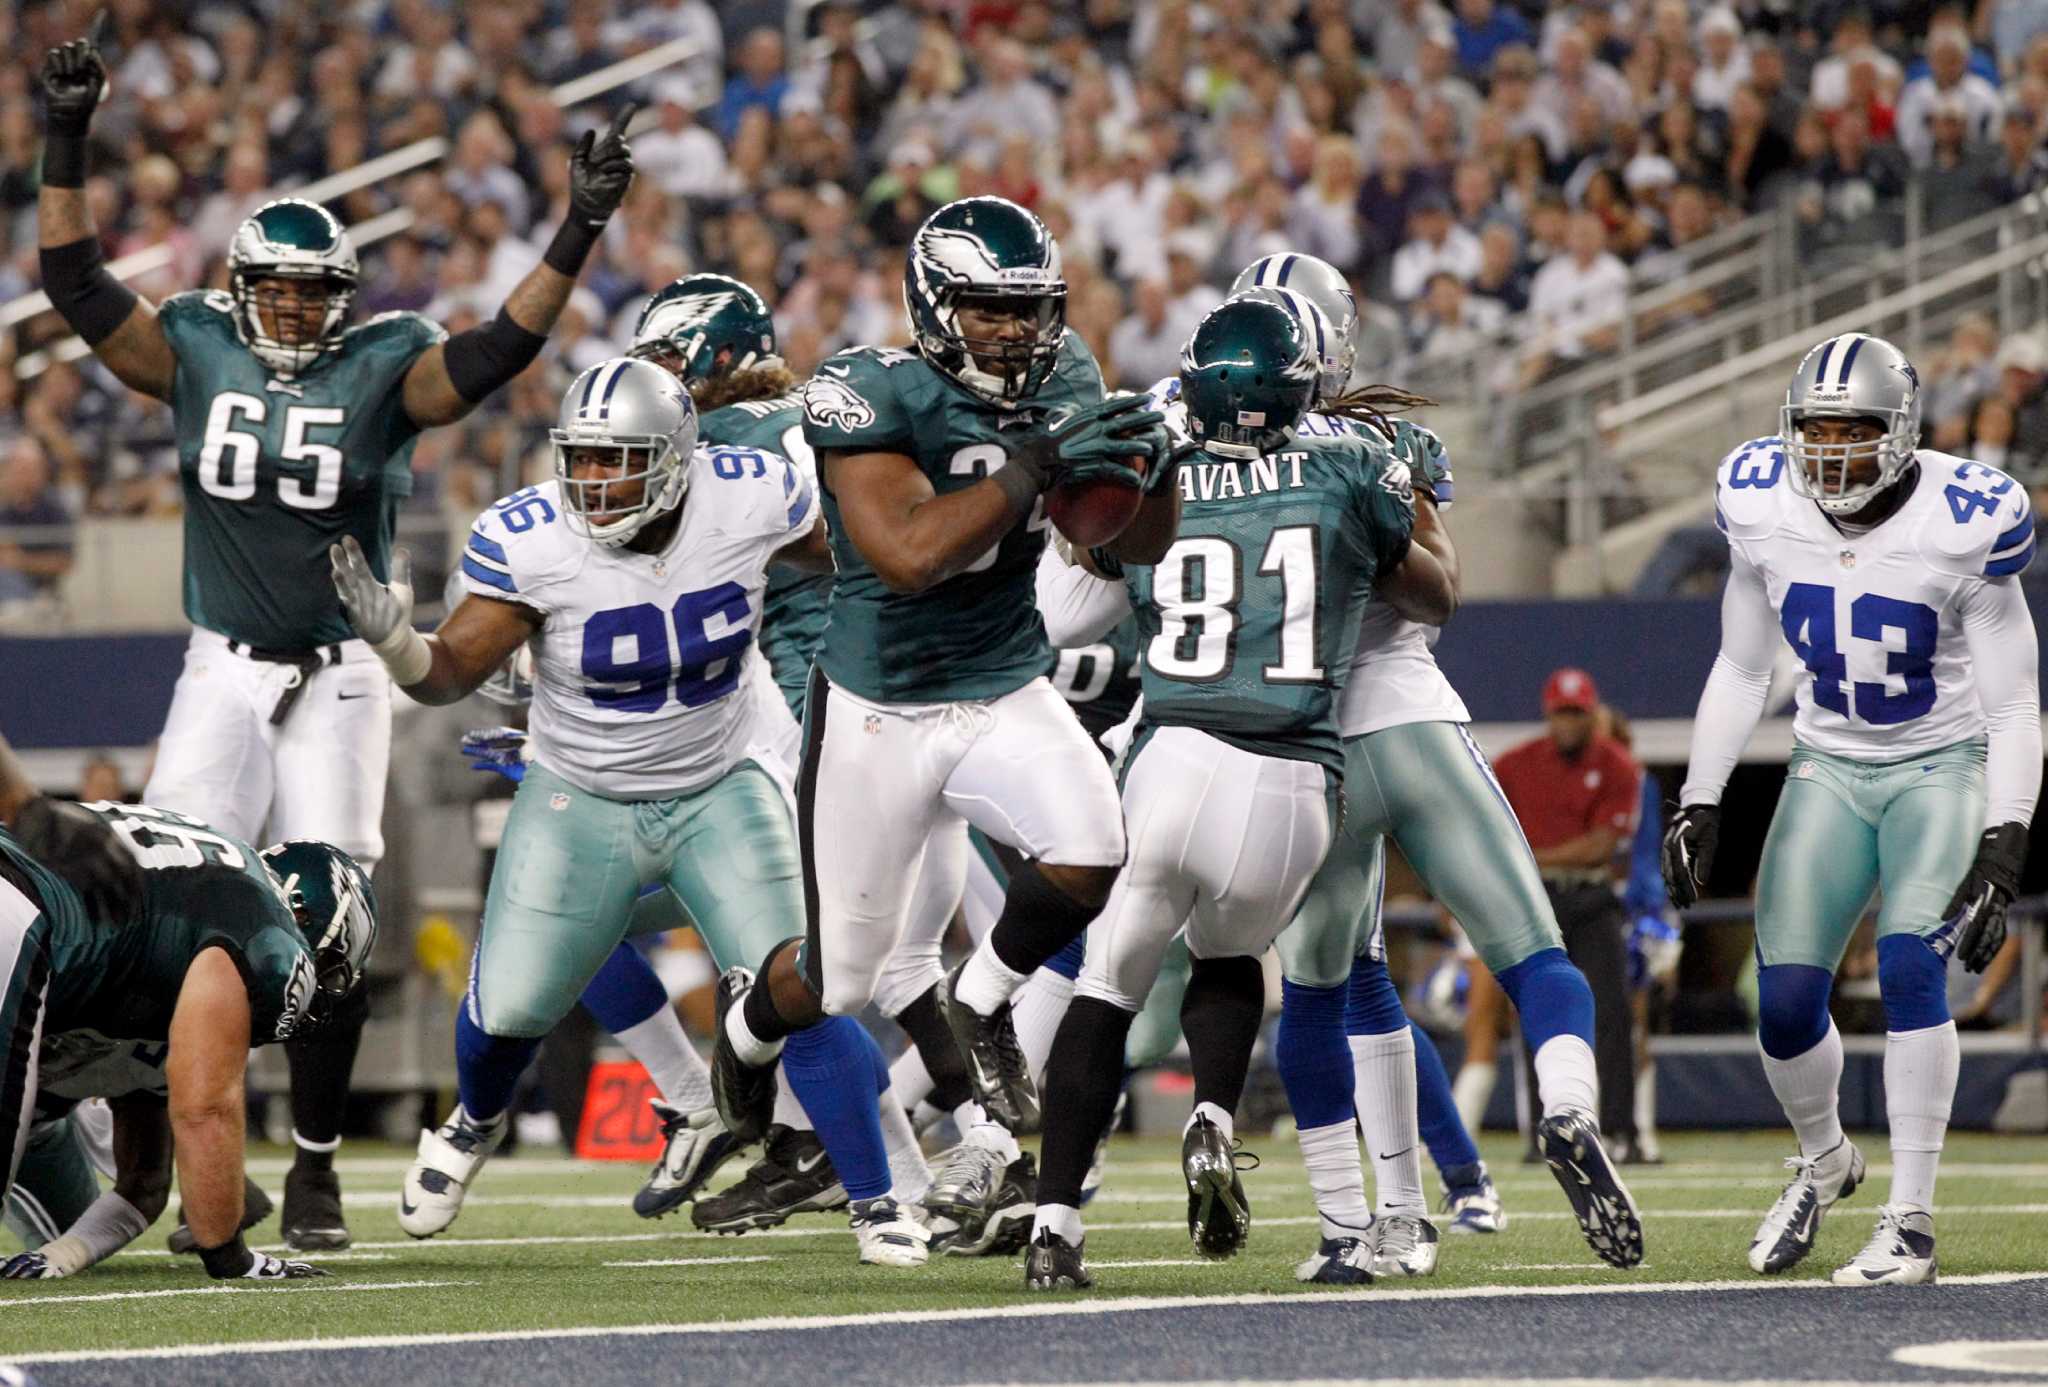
left=398, top=1104, right=507, bottom=1239
left=1749, top=1140, right=1865, bottom=1274
left=1831, top=1204, right=1936, bottom=1286
left=851, top=1195, right=930, bottom=1267
left=1369, top=1213, right=1441, bottom=1278
left=635, top=1102, right=744, bottom=1219
left=1443, top=1166, right=1507, bottom=1235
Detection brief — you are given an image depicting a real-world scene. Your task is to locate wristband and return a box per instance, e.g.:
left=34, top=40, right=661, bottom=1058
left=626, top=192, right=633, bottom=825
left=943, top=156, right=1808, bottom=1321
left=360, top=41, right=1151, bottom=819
left=992, top=460, right=1040, bottom=508
left=370, top=624, right=433, bottom=686
left=197, top=1235, right=256, bottom=1280
left=41, top=129, right=90, bottom=188
left=543, top=217, right=601, bottom=277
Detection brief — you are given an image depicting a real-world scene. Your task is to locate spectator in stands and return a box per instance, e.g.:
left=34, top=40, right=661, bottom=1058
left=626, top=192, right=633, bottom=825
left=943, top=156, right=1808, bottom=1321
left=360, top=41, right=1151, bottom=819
left=1926, top=313, right=2003, bottom=452
left=636, top=77, right=730, bottom=201
left=359, top=234, right=436, bottom=320
left=1725, top=81, right=1800, bottom=210
left=1994, top=101, right=2048, bottom=201
left=1797, top=107, right=1908, bottom=269
left=447, top=112, right=531, bottom=233
left=1470, top=220, right=1529, bottom=314
left=1357, top=121, right=1437, bottom=277
left=1406, top=268, right=1506, bottom=363
left=1919, top=98, right=2004, bottom=231
left=1108, top=278, right=1184, bottom=393
left=1453, top=0, right=1535, bottom=81
left=1489, top=44, right=1569, bottom=166
left=1291, top=134, right=1367, bottom=277
left=545, top=0, right=622, bottom=89
left=960, top=35, right=1061, bottom=155
left=1519, top=209, right=1628, bottom=387
left=1391, top=190, right=1483, bottom=302
left=1537, top=24, right=1634, bottom=128
left=374, top=3, right=476, bottom=107
left=624, top=0, right=725, bottom=105
left=0, top=437, right=72, bottom=608
left=1412, top=24, right=1483, bottom=131
left=1991, top=0, right=2048, bottom=74
left=718, top=28, right=790, bottom=142
left=1492, top=668, right=1642, bottom=1156
left=1691, top=8, right=1750, bottom=113
left=1898, top=25, right=2002, bottom=168
left=1808, top=11, right=1902, bottom=115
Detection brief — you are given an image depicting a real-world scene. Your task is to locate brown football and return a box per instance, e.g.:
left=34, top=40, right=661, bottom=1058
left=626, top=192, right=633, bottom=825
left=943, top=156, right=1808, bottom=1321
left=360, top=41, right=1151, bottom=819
left=1046, top=458, right=1146, bottom=547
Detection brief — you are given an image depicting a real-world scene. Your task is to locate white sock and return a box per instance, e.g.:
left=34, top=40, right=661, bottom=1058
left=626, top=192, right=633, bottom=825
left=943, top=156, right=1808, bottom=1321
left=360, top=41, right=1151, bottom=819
left=723, top=998, right=784, bottom=1067
left=1532, top=1035, right=1599, bottom=1122
left=615, top=1006, right=714, bottom=1111
left=1351, top=1028, right=1424, bottom=1217
left=1452, top=1061, right=1495, bottom=1134
left=1632, top=1062, right=1659, bottom=1157
left=1296, top=1119, right=1372, bottom=1239
left=1885, top=1020, right=1958, bottom=1213
left=1186, top=1100, right=1234, bottom=1143
left=887, top=1044, right=935, bottom=1115
left=1034, top=1200, right=1083, bottom=1244
left=1761, top=1021, right=1845, bottom=1159
left=771, top=1073, right=809, bottom=1131
left=961, top=1117, right=1021, bottom=1163
left=880, top=1090, right=931, bottom=1204
left=1010, top=968, right=1076, bottom=1084
left=953, top=939, right=1027, bottom=1016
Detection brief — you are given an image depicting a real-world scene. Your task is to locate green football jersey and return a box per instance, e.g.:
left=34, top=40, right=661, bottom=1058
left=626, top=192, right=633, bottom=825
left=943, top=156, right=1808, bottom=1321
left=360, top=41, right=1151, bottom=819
left=2, top=805, right=314, bottom=1048
left=801, top=335, right=1106, bottom=703
left=700, top=391, right=829, bottom=714
left=1049, top=615, right=1143, bottom=744
left=1124, top=432, right=1416, bottom=770
left=159, top=291, right=445, bottom=649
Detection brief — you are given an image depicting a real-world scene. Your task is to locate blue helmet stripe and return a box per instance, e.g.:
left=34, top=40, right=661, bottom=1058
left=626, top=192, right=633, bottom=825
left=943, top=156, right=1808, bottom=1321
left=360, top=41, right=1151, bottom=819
left=1276, top=254, right=1298, bottom=286
left=597, top=360, right=629, bottom=419
left=1836, top=334, right=1866, bottom=386
left=1813, top=337, right=1836, bottom=383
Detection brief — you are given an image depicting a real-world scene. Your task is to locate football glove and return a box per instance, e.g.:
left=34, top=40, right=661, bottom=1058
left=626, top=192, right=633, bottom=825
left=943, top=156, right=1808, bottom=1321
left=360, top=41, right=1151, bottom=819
left=239, top=1252, right=328, bottom=1281
left=1627, top=912, right=1683, bottom=991
left=12, top=793, right=143, bottom=926
left=1944, top=821, right=2027, bottom=973
left=1391, top=420, right=1451, bottom=505
left=1015, top=394, right=1167, bottom=493
left=329, top=536, right=414, bottom=647
left=1, top=1251, right=57, bottom=1279
left=39, top=10, right=107, bottom=136
left=462, top=726, right=528, bottom=783
left=1660, top=803, right=1719, bottom=910
left=567, top=103, right=637, bottom=229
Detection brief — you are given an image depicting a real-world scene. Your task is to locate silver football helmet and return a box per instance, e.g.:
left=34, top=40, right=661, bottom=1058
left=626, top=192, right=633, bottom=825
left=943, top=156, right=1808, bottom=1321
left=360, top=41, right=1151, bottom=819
left=1227, top=285, right=1339, bottom=404
left=1231, top=252, right=1358, bottom=400
left=1780, top=332, right=1922, bottom=515
left=551, top=357, right=699, bottom=547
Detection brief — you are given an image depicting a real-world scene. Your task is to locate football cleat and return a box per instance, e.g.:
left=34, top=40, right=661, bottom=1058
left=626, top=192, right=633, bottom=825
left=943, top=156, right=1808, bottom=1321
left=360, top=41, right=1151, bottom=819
left=1831, top=1204, right=1936, bottom=1286
left=709, top=967, right=778, bottom=1145
left=1370, top=1214, right=1441, bottom=1278
left=944, top=1153, right=1037, bottom=1258
left=938, top=961, right=1039, bottom=1133
left=922, top=1141, right=1008, bottom=1248
left=398, top=1104, right=507, bottom=1239
left=166, top=1178, right=274, bottom=1254
left=635, top=1102, right=744, bottom=1219
left=1079, top=1091, right=1125, bottom=1206
left=1539, top=1110, right=1644, bottom=1268
left=1294, top=1234, right=1375, bottom=1284
left=282, top=1166, right=350, bottom=1251
left=1442, top=1165, right=1506, bottom=1235
left=850, top=1195, right=930, bottom=1267
left=1024, top=1227, right=1093, bottom=1290
left=1749, top=1140, right=1866, bottom=1274
left=1182, top=1113, right=1254, bottom=1259
left=691, top=1124, right=847, bottom=1233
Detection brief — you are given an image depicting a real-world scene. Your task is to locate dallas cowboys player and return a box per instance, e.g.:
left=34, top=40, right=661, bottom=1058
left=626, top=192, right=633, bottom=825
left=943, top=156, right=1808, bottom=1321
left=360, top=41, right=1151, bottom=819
left=1665, top=333, right=2038, bottom=1285
left=34, top=18, right=636, bottom=1250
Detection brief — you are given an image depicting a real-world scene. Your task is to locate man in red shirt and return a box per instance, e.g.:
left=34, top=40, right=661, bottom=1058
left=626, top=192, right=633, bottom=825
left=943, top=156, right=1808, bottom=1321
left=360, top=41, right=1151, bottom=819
left=1493, top=668, right=1643, bottom=1152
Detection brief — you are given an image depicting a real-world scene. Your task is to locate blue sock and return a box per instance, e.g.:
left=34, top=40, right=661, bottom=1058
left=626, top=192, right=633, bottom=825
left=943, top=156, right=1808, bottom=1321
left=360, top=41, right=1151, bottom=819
left=1343, top=951, right=1407, bottom=1036
left=782, top=1017, right=891, bottom=1201
left=1045, top=934, right=1086, bottom=982
left=1276, top=979, right=1353, bottom=1129
left=1495, top=947, right=1595, bottom=1053
left=1411, top=1019, right=1481, bottom=1180
left=577, top=942, right=668, bottom=1035
left=456, top=1003, right=540, bottom=1123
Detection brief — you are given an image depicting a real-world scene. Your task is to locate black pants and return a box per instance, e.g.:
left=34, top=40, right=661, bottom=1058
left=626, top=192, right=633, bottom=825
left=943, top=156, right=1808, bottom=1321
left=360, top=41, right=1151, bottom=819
left=1527, top=883, right=1635, bottom=1143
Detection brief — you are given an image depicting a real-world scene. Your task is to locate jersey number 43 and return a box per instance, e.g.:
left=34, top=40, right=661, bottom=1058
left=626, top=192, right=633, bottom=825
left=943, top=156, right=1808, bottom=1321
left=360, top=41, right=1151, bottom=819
left=1780, top=582, right=1938, bottom=725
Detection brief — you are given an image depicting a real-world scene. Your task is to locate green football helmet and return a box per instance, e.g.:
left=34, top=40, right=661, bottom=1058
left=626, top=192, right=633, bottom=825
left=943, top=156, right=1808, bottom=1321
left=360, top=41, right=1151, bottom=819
left=904, top=196, right=1067, bottom=409
left=226, top=198, right=360, bottom=375
left=1178, top=296, right=1320, bottom=460
left=629, top=272, right=780, bottom=386
left=260, top=840, right=378, bottom=1034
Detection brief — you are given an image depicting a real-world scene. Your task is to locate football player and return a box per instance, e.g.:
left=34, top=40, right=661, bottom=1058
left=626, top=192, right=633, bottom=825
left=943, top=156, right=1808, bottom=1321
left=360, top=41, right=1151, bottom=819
left=0, top=809, right=374, bottom=1281
left=709, top=197, right=1174, bottom=1263
left=1025, top=295, right=1456, bottom=1290
left=1665, top=333, right=2039, bottom=1285
left=34, top=18, right=635, bottom=1250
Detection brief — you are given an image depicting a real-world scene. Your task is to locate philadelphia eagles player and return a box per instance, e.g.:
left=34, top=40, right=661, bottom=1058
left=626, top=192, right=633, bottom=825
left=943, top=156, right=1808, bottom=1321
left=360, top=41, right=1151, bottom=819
left=0, top=809, right=375, bottom=1282
left=1665, top=333, right=2039, bottom=1286
left=710, top=196, right=1174, bottom=1256
left=35, top=18, right=637, bottom=1250
left=1025, top=295, right=1455, bottom=1290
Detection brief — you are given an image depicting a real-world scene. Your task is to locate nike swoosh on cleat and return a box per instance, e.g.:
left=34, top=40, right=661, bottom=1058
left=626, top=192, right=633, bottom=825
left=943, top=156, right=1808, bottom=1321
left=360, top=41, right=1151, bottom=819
left=795, top=1152, right=827, bottom=1174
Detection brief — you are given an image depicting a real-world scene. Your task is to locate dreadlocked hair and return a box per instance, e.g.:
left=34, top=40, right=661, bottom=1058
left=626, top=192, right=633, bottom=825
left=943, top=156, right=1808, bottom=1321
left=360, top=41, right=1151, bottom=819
left=690, top=363, right=803, bottom=412
left=1319, top=384, right=1438, bottom=442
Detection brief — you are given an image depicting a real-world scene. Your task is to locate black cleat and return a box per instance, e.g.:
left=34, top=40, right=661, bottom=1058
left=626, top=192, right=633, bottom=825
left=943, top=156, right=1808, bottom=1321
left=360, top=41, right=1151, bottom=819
left=710, top=967, right=779, bottom=1145
left=1024, top=1226, right=1093, bottom=1289
left=1182, top=1113, right=1254, bottom=1259
left=167, top=1177, right=274, bottom=1254
left=1540, top=1110, right=1644, bottom=1269
left=282, top=1166, right=350, bottom=1251
left=691, top=1125, right=847, bottom=1233
left=938, top=961, right=1039, bottom=1133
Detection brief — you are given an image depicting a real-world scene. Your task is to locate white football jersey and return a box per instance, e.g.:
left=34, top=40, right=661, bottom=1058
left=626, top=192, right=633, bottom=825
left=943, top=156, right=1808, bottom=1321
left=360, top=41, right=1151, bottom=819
left=1714, top=437, right=2035, bottom=762
left=460, top=446, right=820, bottom=798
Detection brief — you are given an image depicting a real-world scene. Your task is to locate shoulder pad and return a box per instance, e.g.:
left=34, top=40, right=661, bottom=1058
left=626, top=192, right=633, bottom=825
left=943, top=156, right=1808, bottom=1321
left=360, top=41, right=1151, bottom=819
left=156, top=290, right=238, bottom=347
left=463, top=482, right=575, bottom=606
left=696, top=444, right=818, bottom=542
left=1713, top=435, right=1790, bottom=543
left=346, top=310, right=448, bottom=352
left=803, top=352, right=913, bottom=449
left=1916, top=452, right=2037, bottom=578
left=160, top=288, right=235, bottom=318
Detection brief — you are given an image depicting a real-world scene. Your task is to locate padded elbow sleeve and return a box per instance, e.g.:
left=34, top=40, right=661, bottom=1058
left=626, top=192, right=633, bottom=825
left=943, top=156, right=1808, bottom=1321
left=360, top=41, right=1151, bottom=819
left=443, top=307, right=548, bottom=404
left=39, top=236, right=139, bottom=347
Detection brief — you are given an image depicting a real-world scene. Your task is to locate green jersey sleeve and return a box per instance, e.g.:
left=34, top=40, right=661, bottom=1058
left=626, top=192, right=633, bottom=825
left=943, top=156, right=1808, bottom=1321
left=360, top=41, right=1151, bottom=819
left=801, top=349, right=920, bottom=455
left=195, top=877, right=318, bottom=1044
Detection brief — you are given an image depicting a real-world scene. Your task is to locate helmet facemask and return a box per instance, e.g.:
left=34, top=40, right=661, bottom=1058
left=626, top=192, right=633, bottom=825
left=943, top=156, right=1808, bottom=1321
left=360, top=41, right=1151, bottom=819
left=1780, top=408, right=1916, bottom=515
left=553, top=435, right=689, bottom=547
left=916, top=282, right=1067, bottom=407
left=260, top=840, right=378, bottom=1037
left=227, top=199, right=361, bottom=376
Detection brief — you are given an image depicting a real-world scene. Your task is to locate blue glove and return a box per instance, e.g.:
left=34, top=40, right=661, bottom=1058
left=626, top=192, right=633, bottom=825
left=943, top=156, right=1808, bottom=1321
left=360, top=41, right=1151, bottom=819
left=1, top=1250, right=56, bottom=1279
left=462, top=726, right=528, bottom=783
left=1628, top=913, right=1682, bottom=991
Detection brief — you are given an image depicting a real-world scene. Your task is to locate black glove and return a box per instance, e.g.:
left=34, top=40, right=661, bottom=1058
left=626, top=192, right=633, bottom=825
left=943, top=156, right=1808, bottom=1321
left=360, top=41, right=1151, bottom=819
left=1944, top=821, right=2027, bottom=973
left=1660, top=803, right=1720, bottom=910
left=567, top=103, right=638, bottom=229
left=12, top=794, right=143, bottom=925
left=39, top=9, right=108, bottom=137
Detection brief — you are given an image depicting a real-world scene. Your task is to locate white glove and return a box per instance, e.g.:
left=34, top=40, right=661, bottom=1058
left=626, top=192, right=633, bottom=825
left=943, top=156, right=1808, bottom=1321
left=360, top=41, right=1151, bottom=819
left=329, top=536, right=430, bottom=684
left=241, top=1251, right=329, bottom=1280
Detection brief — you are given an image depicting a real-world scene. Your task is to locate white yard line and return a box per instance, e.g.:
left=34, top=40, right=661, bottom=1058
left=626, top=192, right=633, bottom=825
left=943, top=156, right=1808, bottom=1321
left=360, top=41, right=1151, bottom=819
left=0, top=1279, right=472, bottom=1310
left=601, top=1255, right=776, bottom=1269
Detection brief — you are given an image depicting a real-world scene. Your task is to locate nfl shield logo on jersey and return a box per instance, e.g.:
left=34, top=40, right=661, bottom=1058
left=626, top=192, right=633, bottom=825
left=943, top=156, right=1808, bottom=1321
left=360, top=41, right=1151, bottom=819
left=1839, top=549, right=1856, bottom=568
left=550, top=792, right=571, bottom=811
left=864, top=714, right=882, bottom=735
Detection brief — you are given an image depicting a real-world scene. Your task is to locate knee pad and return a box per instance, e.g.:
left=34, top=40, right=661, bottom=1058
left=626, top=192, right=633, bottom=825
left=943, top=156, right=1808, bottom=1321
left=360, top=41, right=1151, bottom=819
left=1756, top=963, right=1835, bottom=1060
left=1343, top=953, right=1408, bottom=1036
left=1495, top=947, right=1594, bottom=1054
left=1877, top=934, right=1950, bottom=1033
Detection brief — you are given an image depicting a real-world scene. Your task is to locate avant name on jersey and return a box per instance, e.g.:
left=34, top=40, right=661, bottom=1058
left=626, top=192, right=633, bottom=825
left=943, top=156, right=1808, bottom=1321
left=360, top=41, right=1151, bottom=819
left=1715, top=437, right=2035, bottom=760
left=460, top=446, right=818, bottom=798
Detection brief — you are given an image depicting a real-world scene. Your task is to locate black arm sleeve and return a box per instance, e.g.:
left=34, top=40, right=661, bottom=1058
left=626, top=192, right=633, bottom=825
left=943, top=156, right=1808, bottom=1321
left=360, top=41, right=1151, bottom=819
left=442, top=305, right=548, bottom=404
left=39, top=235, right=139, bottom=347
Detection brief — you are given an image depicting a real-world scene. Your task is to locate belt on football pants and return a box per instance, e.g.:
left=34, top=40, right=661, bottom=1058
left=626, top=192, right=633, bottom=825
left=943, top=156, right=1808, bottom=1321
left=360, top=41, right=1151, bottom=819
left=225, top=640, right=345, bottom=727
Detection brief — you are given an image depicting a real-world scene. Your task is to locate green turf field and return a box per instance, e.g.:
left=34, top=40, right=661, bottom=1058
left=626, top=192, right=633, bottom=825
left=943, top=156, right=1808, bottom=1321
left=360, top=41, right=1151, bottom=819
left=5, top=1129, right=2047, bottom=1358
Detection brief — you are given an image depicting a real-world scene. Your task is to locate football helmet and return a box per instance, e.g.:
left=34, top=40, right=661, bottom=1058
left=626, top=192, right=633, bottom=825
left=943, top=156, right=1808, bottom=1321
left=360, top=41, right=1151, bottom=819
left=904, top=196, right=1067, bottom=408
left=1780, top=332, right=1922, bottom=515
left=1178, top=296, right=1319, bottom=460
left=1230, top=252, right=1358, bottom=400
left=260, top=840, right=378, bottom=1033
left=629, top=273, right=780, bottom=386
left=226, top=198, right=360, bottom=375
left=551, top=357, right=699, bottom=547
